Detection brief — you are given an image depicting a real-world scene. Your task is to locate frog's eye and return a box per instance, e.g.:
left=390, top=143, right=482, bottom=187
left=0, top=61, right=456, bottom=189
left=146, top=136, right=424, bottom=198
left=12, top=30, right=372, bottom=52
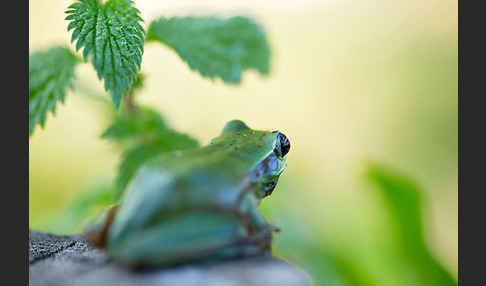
left=274, top=132, right=290, bottom=157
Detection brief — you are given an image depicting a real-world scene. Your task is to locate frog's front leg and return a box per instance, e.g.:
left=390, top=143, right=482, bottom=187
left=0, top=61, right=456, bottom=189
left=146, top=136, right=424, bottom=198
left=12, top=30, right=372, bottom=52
left=239, top=194, right=280, bottom=253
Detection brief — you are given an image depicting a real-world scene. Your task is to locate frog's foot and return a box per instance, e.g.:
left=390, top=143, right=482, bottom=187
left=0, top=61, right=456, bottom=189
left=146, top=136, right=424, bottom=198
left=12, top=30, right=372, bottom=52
left=244, top=223, right=280, bottom=254
left=242, top=204, right=280, bottom=252
left=84, top=205, right=119, bottom=248
left=208, top=232, right=273, bottom=261
left=183, top=224, right=279, bottom=263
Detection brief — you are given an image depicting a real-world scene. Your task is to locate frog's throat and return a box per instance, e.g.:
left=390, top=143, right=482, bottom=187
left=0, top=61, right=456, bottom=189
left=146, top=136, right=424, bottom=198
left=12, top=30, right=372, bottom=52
left=236, top=153, right=287, bottom=203
left=277, top=157, right=287, bottom=175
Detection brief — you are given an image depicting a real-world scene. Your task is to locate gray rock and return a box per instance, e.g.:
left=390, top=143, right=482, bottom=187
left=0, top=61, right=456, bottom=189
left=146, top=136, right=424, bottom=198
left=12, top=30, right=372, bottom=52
left=29, top=231, right=311, bottom=286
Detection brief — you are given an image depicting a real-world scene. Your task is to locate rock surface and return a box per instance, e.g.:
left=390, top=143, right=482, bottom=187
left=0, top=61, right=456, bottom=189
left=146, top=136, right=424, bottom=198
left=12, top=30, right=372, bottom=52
left=29, top=231, right=311, bottom=286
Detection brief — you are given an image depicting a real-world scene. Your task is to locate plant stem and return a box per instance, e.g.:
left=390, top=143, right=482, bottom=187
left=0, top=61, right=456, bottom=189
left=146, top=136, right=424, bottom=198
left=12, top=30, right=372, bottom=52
left=125, top=89, right=139, bottom=115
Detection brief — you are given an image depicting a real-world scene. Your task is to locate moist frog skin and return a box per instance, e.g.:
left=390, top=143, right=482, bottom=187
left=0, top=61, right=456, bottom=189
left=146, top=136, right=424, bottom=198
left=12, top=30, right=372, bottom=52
left=85, top=120, right=290, bottom=267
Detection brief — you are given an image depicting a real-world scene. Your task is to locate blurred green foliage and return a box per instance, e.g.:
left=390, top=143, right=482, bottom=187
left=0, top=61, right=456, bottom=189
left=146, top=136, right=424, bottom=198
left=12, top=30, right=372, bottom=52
left=147, top=16, right=271, bottom=84
left=259, top=165, right=457, bottom=286
left=102, top=106, right=200, bottom=198
left=365, top=164, right=456, bottom=286
left=52, top=182, right=116, bottom=234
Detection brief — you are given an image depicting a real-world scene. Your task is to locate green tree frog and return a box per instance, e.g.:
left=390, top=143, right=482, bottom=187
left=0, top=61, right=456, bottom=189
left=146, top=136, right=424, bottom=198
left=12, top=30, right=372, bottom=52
left=86, top=120, right=290, bottom=267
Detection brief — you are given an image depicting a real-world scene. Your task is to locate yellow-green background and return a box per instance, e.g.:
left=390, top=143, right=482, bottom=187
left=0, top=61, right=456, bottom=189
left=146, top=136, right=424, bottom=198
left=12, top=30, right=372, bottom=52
left=29, top=0, right=457, bottom=284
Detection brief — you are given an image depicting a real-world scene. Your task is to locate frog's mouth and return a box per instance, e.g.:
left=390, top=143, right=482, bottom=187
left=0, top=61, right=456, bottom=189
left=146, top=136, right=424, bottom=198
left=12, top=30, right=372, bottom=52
left=258, top=155, right=287, bottom=198
left=239, top=154, right=287, bottom=201
left=277, top=157, right=287, bottom=175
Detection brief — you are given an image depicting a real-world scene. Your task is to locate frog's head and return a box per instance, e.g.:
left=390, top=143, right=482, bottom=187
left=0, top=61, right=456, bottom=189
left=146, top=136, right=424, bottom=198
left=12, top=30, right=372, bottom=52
left=216, top=120, right=290, bottom=199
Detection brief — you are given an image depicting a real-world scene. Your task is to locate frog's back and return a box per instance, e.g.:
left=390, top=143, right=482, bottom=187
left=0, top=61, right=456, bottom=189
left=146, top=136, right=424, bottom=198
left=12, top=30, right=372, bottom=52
left=146, top=145, right=256, bottom=204
left=106, top=146, right=259, bottom=245
left=100, top=120, right=288, bottom=266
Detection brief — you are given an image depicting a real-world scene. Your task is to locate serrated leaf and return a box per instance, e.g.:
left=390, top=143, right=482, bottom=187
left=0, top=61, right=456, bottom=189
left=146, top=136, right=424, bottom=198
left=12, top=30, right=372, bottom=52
left=147, top=16, right=270, bottom=84
left=103, top=106, right=199, bottom=197
left=29, top=46, right=80, bottom=136
left=366, top=163, right=457, bottom=286
left=65, top=0, right=144, bottom=107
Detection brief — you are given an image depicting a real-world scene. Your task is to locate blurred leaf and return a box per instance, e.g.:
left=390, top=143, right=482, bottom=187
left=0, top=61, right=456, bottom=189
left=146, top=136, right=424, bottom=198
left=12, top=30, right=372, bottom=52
left=102, top=106, right=199, bottom=146
left=29, top=46, right=80, bottom=135
left=115, top=142, right=169, bottom=200
left=146, top=16, right=270, bottom=84
left=272, top=223, right=347, bottom=286
left=103, top=106, right=200, bottom=197
left=326, top=252, right=377, bottom=286
left=260, top=176, right=347, bottom=286
left=65, top=0, right=145, bottom=107
left=271, top=210, right=376, bottom=286
left=54, top=182, right=115, bottom=234
left=366, top=163, right=457, bottom=286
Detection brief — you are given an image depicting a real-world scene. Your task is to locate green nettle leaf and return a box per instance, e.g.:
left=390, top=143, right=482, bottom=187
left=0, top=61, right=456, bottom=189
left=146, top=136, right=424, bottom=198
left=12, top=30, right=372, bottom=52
left=146, top=16, right=271, bottom=84
left=366, top=164, right=457, bottom=286
left=29, top=46, right=80, bottom=136
left=65, top=0, right=145, bottom=107
left=102, top=107, right=200, bottom=197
